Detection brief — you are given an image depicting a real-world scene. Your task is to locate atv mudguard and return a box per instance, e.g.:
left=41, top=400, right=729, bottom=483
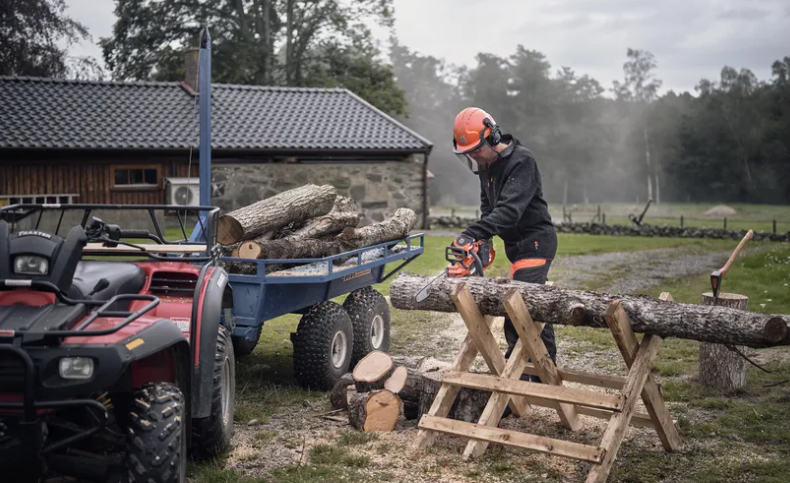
left=191, top=266, right=232, bottom=419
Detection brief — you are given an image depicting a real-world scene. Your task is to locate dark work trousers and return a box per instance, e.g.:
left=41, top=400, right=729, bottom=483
left=503, top=260, right=556, bottom=380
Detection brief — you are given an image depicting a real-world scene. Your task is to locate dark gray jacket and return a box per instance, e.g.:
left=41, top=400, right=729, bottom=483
left=461, top=134, right=557, bottom=261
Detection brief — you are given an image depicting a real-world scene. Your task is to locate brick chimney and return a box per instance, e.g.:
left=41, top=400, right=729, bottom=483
left=183, top=48, right=199, bottom=93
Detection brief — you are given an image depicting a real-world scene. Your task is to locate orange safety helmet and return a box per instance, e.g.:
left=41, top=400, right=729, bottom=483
left=452, top=107, right=502, bottom=173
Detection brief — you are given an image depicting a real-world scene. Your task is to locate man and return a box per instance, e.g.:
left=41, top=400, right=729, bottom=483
left=449, top=107, right=558, bottom=372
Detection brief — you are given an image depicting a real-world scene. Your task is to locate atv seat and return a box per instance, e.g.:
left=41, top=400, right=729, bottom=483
left=69, top=261, right=146, bottom=308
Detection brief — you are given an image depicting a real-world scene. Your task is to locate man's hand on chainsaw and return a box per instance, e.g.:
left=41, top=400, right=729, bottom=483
left=447, top=235, right=496, bottom=278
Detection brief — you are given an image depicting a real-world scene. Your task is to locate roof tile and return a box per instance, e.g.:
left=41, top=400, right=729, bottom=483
left=0, top=76, right=432, bottom=153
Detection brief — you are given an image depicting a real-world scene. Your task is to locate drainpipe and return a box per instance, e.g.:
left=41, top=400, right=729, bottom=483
left=421, top=153, right=429, bottom=230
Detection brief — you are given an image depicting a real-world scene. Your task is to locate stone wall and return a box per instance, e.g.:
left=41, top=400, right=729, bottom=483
left=212, top=161, right=425, bottom=227
left=427, top=215, right=790, bottom=242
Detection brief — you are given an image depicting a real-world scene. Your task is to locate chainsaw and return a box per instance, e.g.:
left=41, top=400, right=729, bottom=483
left=414, top=239, right=495, bottom=303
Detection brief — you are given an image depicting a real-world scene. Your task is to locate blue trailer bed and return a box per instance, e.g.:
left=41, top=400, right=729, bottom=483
left=225, top=234, right=424, bottom=344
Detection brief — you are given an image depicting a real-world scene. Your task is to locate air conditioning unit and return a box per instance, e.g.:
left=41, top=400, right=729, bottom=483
left=165, top=178, right=200, bottom=207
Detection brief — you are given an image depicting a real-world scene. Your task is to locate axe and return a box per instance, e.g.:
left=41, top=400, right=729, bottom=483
left=711, top=229, right=754, bottom=300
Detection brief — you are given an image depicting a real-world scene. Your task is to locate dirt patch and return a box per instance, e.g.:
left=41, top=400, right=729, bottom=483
left=704, top=205, right=738, bottom=216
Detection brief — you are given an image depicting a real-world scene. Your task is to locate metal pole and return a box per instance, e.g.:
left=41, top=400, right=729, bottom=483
left=199, top=26, right=212, bottom=207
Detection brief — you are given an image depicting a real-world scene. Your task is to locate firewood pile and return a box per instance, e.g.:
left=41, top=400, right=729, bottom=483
left=330, top=351, right=492, bottom=431
left=215, top=184, right=417, bottom=275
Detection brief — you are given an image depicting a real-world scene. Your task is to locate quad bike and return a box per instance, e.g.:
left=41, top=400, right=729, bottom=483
left=0, top=203, right=235, bottom=483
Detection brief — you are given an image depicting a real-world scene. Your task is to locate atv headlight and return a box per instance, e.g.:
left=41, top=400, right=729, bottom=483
left=14, top=255, right=49, bottom=275
left=59, top=357, right=94, bottom=380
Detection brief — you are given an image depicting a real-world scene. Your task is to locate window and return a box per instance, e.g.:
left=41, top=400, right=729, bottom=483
left=112, top=165, right=160, bottom=188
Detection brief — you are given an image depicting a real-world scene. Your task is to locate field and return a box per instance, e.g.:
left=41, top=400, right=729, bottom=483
left=188, top=227, right=790, bottom=483
left=432, top=202, right=790, bottom=233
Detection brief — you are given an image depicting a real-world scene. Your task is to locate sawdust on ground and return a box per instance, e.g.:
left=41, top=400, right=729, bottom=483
left=220, top=245, right=788, bottom=483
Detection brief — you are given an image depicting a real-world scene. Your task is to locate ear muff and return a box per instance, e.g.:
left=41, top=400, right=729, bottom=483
left=483, top=117, right=502, bottom=145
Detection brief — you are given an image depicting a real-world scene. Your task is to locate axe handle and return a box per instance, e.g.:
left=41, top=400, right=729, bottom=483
left=719, top=229, right=754, bottom=277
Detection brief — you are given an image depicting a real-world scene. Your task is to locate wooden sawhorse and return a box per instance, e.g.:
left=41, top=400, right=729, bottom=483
left=414, top=282, right=682, bottom=483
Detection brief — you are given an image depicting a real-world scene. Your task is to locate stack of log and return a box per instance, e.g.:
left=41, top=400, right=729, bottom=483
left=215, top=184, right=417, bottom=274
left=331, top=351, right=492, bottom=431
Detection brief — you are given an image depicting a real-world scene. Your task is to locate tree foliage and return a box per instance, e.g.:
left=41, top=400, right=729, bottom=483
left=99, top=0, right=405, bottom=114
left=0, top=0, right=103, bottom=79
left=390, top=41, right=790, bottom=206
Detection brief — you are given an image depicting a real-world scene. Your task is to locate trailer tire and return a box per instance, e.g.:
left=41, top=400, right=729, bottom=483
left=343, top=287, right=390, bottom=365
left=293, top=301, right=353, bottom=390
left=191, top=325, right=235, bottom=460
left=126, top=382, right=186, bottom=483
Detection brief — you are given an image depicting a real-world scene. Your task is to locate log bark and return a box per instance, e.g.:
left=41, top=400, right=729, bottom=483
left=353, top=351, right=395, bottom=393
left=348, top=390, right=401, bottom=431
left=418, top=370, right=491, bottom=423
left=243, top=208, right=416, bottom=260
left=699, top=293, right=749, bottom=392
left=285, top=196, right=360, bottom=240
left=330, top=373, right=356, bottom=410
left=389, top=274, right=789, bottom=348
left=217, top=184, right=337, bottom=244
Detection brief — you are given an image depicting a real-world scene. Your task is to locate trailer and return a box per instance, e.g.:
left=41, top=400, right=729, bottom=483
left=222, top=235, right=423, bottom=389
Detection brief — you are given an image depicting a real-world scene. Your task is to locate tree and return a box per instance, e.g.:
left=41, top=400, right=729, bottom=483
left=0, top=0, right=103, bottom=79
left=100, top=0, right=403, bottom=113
left=612, top=49, right=663, bottom=203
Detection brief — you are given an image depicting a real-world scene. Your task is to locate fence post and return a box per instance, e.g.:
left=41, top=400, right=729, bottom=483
left=724, top=217, right=727, bottom=230
left=774, top=219, right=777, bottom=235
left=451, top=208, right=455, bottom=217
left=602, top=213, right=606, bottom=225
left=680, top=216, right=684, bottom=228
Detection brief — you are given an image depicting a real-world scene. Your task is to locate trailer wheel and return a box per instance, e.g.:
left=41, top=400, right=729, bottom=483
left=343, top=287, right=390, bottom=365
left=126, top=382, right=186, bottom=483
left=191, top=325, right=235, bottom=460
left=293, top=301, right=353, bottom=390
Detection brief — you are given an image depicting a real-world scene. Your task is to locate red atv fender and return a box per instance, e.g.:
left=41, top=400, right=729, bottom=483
left=190, top=265, right=232, bottom=419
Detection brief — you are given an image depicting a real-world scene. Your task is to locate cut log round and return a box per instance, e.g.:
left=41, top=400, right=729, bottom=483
left=237, top=232, right=275, bottom=259
left=418, top=370, right=491, bottom=423
left=699, top=292, right=749, bottom=392
left=330, top=373, right=356, bottom=410
left=385, top=366, right=422, bottom=404
left=217, top=184, right=337, bottom=244
left=348, top=390, right=401, bottom=431
left=247, top=208, right=417, bottom=260
left=353, top=351, right=394, bottom=393
left=389, top=274, right=789, bottom=348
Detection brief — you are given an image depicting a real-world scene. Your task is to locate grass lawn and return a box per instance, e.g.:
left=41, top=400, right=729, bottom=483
left=189, top=228, right=790, bottom=482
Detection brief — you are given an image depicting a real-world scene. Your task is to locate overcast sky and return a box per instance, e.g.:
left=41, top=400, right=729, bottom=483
left=65, top=0, right=790, bottom=94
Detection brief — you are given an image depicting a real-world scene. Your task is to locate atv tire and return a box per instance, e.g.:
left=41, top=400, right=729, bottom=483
left=191, top=325, right=235, bottom=460
left=292, top=301, right=354, bottom=391
left=126, top=382, right=186, bottom=483
left=343, top=287, right=390, bottom=365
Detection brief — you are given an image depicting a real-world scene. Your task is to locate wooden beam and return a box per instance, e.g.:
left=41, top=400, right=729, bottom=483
left=574, top=406, right=663, bottom=430
left=586, top=304, right=664, bottom=483
left=504, top=289, right=582, bottom=431
left=413, top=310, right=498, bottom=450
left=607, top=296, right=683, bottom=452
left=420, top=415, right=604, bottom=464
left=450, top=283, right=530, bottom=417
left=440, top=371, right=624, bottom=411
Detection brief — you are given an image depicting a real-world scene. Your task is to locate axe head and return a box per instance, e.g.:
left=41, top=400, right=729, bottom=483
left=710, top=269, right=723, bottom=299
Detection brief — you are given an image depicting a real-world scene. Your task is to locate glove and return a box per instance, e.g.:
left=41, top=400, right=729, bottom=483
left=477, top=238, right=495, bottom=269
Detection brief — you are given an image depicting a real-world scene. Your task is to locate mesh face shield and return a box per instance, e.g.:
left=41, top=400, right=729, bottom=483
left=453, top=134, right=500, bottom=174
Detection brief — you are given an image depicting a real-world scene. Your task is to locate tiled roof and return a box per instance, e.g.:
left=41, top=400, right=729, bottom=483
left=0, top=76, right=432, bottom=153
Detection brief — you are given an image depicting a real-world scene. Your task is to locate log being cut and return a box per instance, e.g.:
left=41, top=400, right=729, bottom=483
left=218, top=184, right=337, bottom=244
left=389, top=274, right=789, bottom=348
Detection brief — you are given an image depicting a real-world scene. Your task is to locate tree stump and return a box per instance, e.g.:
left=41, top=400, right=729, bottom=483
left=699, top=292, right=749, bottom=392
